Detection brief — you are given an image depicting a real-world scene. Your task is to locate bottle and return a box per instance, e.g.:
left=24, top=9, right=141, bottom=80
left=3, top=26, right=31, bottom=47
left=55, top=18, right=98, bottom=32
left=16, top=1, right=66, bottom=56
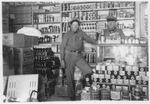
left=85, top=77, right=91, bottom=88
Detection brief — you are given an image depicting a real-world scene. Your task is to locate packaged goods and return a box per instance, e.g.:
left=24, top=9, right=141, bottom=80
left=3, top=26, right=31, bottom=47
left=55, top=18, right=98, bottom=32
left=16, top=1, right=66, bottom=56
left=14, top=61, right=34, bottom=74
left=3, top=33, right=33, bottom=48
left=13, top=47, right=33, bottom=63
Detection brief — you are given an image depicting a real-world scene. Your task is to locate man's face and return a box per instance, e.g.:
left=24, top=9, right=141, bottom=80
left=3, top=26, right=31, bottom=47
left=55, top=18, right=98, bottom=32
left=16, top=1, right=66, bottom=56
left=107, top=21, right=116, bottom=30
left=71, top=22, right=79, bottom=32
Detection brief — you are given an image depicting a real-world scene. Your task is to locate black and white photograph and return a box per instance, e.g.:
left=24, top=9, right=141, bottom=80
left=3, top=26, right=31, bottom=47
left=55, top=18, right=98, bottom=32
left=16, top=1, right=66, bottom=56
left=1, top=0, right=149, bottom=103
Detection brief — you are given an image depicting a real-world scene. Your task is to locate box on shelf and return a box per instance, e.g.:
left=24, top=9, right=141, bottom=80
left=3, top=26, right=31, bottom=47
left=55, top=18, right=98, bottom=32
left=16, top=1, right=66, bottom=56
left=3, top=33, right=32, bottom=48
left=14, top=61, right=34, bottom=74
left=14, top=47, right=33, bottom=63
left=3, top=33, right=39, bottom=48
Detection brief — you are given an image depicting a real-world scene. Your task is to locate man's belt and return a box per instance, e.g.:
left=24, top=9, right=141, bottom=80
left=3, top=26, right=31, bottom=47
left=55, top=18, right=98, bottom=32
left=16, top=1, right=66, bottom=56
left=69, top=50, right=81, bottom=53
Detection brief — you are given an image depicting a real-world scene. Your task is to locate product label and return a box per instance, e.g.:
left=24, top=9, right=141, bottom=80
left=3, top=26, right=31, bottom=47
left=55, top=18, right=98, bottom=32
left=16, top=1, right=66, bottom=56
left=130, top=80, right=136, bottom=85
left=120, top=71, right=125, bottom=76
left=99, top=74, right=104, bottom=79
left=111, top=91, right=121, bottom=100
left=105, top=74, right=110, bottom=79
left=139, top=71, right=146, bottom=76
left=136, top=76, right=141, bottom=80
left=142, top=76, right=149, bottom=81
left=126, top=66, right=132, bottom=71
left=117, top=79, right=123, bottom=84
left=132, top=66, right=139, bottom=71
left=113, top=65, right=119, bottom=71
left=123, top=79, right=129, bottom=84
left=107, top=65, right=113, bottom=71
left=101, top=65, right=106, bottom=70
left=111, top=79, right=117, bottom=84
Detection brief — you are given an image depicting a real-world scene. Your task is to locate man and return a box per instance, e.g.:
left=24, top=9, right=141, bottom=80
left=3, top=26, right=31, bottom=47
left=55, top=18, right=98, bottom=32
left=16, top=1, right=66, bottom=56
left=60, top=18, right=98, bottom=100
left=104, top=15, right=125, bottom=39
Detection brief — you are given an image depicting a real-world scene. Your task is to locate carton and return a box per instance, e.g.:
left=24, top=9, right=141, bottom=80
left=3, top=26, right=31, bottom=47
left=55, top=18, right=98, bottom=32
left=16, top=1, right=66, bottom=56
left=14, top=61, right=34, bottom=74
left=3, top=33, right=32, bottom=48
left=13, top=47, right=33, bottom=63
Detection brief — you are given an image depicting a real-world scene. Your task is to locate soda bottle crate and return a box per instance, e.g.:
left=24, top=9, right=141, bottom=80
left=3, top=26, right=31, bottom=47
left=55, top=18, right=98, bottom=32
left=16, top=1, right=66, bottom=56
left=14, top=47, right=33, bottom=63
left=14, top=61, right=34, bottom=74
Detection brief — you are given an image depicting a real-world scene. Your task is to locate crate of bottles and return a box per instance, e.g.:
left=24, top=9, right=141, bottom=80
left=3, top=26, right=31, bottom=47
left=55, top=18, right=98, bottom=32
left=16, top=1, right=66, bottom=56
left=13, top=47, right=33, bottom=63
left=14, top=61, right=34, bottom=74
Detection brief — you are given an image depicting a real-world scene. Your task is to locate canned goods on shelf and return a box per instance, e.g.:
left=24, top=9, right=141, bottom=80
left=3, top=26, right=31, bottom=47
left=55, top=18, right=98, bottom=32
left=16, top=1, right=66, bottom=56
left=100, top=88, right=110, bottom=100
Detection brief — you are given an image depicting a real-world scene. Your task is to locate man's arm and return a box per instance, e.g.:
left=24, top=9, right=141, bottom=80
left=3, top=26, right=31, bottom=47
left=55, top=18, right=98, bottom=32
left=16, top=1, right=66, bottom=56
left=82, top=31, right=98, bottom=45
left=60, top=33, right=68, bottom=61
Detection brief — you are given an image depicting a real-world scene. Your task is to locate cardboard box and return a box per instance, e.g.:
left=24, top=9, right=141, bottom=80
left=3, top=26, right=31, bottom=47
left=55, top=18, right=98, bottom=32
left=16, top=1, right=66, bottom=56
left=32, top=36, right=38, bottom=45
left=14, top=61, right=34, bottom=74
left=13, top=47, right=33, bottom=63
left=3, top=33, right=32, bottom=48
left=2, top=18, right=9, bottom=33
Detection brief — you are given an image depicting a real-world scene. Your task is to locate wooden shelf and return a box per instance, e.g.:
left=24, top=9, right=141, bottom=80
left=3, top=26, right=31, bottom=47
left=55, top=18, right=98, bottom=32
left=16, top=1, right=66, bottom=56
left=96, top=82, right=148, bottom=86
left=95, top=6, right=134, bottom=11
left=97, top=43, right=148, bottom=47
left=34, top=22, right=60, bottom=24
left=98, top=18, right=135, bottom=21
left=33, top=11, right=60, bottom=14
left=62, top=18, right=134, bottom=23
left=39, top=42, right=61, bottom=45
left=62, top=6, right=134, bottom=12
left=37, top=3, right=60, bottom=6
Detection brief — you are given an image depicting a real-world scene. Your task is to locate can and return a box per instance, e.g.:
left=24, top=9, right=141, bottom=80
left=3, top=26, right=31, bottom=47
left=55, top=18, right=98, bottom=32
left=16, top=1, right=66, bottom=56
left=101, top=89, right=110, bottom=100
left=134, top=85, right=141, bottom=96
left=133, top=95, right=141, bottom=100
left=91, top=90, right=100, bottom=100
left=122, top=95, right=130, bottom=100
left=110, top=90, right=121, bottom=100
left=81, top=90, right=91, bottom=100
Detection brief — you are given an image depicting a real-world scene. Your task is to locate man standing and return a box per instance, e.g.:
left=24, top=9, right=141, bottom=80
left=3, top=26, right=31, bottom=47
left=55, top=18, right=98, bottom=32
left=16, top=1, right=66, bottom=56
left=104, top=15, right=125, bottom=39
left=60, top=18, right=98, bottom=100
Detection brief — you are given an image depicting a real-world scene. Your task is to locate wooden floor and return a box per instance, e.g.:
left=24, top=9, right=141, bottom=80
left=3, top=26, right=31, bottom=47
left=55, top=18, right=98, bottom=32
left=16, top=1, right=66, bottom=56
left=46, top=94, right=71, bottom=102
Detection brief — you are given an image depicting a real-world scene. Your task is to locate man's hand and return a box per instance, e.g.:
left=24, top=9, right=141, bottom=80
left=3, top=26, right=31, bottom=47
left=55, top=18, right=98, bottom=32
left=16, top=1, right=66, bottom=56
left=61, top=60, right=66, bottom=68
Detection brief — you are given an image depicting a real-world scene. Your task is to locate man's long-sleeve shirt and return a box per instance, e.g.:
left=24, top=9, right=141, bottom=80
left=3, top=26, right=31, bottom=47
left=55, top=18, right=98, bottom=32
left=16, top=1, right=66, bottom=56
left=60, top=29, right=97, bottom=60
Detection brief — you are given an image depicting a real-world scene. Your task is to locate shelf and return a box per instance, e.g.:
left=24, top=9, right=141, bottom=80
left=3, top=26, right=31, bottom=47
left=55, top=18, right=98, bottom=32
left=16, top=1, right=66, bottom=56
left=97, top=43, right=148, bottom=47
left=33, top=11, right=60, bottom=14
left=12, top=12, right=32, bottom=14
left=62, top=18, right=134, bottom=23
left=39, top=42, right=61, bottom=45
left=95, top=6, right=134, bottom=11
left=62, top=6, right=134, bottom=12
left=98, top=18, right=135, bottom=21
left=34, top=22, right=60, bottom=24
left=62, top=9, right=95, bottom=12
left=37, top=3, right=60, bottom=6
left=62, top=20, right=97, bottom=23
left=96, top=82, right=148, bottom=86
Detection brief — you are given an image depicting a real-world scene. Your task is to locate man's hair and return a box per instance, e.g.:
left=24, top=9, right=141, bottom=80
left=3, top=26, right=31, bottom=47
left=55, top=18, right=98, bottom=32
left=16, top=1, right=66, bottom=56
left=70, top=19, right=80, bottom=26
